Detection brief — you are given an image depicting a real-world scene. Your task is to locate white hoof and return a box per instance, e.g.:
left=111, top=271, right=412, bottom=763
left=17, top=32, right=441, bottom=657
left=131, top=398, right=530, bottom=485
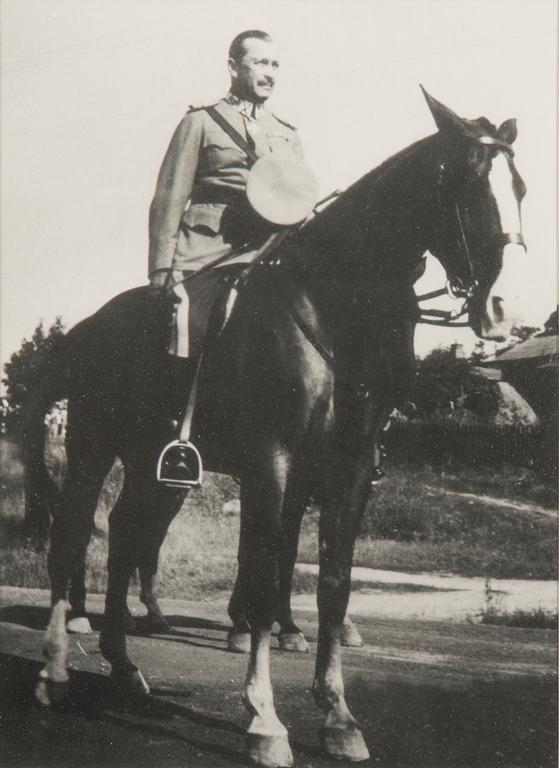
left=277, top=632, right=310, bottom=653
left=320, top=725, right=370, bottom=762
left=340, top=618, right=363, bottom=648
left=67, top=616, right=92, bottom=634
left=247, top=732, right=294, bottom=767
left=228, top=630, right=251, bottom=654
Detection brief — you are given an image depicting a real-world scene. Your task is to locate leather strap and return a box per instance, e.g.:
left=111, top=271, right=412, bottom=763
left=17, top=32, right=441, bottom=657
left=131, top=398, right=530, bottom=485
left=205, top=106, right=259, bottom=165
left=179, top=353, right=204, bottom=443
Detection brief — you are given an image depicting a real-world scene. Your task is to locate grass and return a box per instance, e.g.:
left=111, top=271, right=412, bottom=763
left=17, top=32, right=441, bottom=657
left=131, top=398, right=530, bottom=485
left=479, top=607, right=558, bottom=629
left=290, top=571, right=455, bottom=594
left=478, top=578, right=558, bottom=628
left=0, top=436, right=557, bottom=601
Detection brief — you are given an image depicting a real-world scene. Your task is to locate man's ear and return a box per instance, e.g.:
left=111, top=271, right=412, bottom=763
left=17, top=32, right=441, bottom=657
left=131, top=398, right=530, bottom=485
left=228, top=57, right=238, bottom=80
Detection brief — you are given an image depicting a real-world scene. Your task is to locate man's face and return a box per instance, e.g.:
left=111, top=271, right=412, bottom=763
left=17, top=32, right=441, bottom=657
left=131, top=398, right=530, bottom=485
left=229, top=37, right=279, bottom=103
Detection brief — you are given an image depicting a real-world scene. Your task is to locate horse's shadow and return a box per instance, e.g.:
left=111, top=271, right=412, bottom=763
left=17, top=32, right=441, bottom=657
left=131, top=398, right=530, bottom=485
left=0, top=604, right=50, bottom=631
left=0, top=604, right=230, bottom=636
left=0, top=650, right=246, bottom=763
left=0, top=650, right=323, bottom=765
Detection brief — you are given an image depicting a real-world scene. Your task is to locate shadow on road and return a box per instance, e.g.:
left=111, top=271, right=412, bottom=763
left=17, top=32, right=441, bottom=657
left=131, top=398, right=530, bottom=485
left=0, top=644, right=556, bottom=768
left=0, top=604, right=230, bottom=635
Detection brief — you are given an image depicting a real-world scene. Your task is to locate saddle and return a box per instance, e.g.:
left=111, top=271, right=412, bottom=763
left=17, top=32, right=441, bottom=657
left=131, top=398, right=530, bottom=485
left=157, top=192, right=342, bottom=488
left=157, top=230, right=293, bottom=488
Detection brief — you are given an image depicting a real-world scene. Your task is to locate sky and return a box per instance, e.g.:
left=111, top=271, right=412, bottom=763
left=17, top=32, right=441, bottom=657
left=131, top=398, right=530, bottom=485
left=1, top=0, right=557, bottom=368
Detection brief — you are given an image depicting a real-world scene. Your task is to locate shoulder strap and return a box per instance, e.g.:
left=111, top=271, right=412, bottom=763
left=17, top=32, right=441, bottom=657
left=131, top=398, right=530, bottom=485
left=205, top=105, right=258, bottom=165
left=271, top=113, right=296, bottom=131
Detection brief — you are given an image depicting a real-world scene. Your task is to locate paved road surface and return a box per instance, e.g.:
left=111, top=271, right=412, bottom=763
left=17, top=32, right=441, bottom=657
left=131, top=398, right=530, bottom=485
left=0, top=588, right=556, bottom=768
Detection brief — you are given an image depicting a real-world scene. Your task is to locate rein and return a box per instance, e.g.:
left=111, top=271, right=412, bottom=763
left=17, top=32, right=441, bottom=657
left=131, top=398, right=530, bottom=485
left=417, top=132, right=525, bottom=328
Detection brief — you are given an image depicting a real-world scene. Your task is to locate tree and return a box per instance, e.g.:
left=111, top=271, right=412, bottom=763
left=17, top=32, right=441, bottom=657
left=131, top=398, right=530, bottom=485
left=2, top=317, right=66, bottom=432
left=541, top=306, right=558, bottom=337
left=510, top=324, right=540, bottom=342
left=414, top=343, right=497, bottom=419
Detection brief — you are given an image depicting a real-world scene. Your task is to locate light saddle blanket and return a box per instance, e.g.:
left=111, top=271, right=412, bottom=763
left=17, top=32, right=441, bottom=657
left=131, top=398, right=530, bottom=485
left=168, top=228, right=293, bottom=358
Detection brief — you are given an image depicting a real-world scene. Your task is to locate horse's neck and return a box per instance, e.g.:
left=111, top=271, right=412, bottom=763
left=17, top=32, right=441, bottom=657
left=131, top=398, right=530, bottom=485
left=277, top=140, right=441, bottom=375
left=297, top=135, right=441, bottom=280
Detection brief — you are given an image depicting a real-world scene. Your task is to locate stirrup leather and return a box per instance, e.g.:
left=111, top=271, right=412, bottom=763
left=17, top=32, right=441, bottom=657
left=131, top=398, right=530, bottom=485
left=157, top=352, right=204, bottom=488
left=156, top=439, right=203, bottom=488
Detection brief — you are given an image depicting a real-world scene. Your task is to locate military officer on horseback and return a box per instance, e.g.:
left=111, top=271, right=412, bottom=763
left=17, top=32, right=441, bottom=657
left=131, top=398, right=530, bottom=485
left=148, top=29, right=318, bottom=484
left=149, top=30, right=308, bottom=293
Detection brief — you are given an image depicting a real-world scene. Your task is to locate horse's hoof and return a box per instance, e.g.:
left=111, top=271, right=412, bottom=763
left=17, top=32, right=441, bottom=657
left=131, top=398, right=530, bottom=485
left=277, top=632, right=309, bottom=653
left=320, top=725, right=370, bottom=762
left=228, top=630, right=251, bottom=654
left=67, top=616, right=92, bottom=634
left=110, top=666, right=150, bottom=697
left=340, top=619, right=363, bottom=648
left=35, top=668, right=70, bottom=707
left=145, top=614, right=171, bottom=634
left=247, top=733, right=294, bottom=767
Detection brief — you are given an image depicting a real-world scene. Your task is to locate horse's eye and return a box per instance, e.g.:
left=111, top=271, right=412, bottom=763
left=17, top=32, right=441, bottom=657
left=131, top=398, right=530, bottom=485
left=468, top=145, right=489, bottom=174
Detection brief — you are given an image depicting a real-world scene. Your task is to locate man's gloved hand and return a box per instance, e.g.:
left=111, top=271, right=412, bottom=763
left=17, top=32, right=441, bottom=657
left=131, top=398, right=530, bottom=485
left=149, top=269, right=171, bottom=291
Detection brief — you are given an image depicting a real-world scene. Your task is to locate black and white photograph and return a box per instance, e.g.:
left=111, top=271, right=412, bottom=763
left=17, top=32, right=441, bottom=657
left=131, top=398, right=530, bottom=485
left=0, top=1, right=557, bottom=766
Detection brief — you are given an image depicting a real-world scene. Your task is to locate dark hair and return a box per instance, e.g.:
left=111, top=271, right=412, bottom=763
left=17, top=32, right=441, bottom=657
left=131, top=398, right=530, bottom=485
left=228, top=30, right=272, bottom=62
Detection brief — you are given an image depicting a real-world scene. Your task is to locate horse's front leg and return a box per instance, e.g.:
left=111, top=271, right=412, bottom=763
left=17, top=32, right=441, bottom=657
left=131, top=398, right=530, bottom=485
left=312, top=464, right=371, bottom=762
left=240, top=460, right=294, bottom=768
left=100, top=483, right=149, bottom=696
left=138, top=530, right=173, bottom=633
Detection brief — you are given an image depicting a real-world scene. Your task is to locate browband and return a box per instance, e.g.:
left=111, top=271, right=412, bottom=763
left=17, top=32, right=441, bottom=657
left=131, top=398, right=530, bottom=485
left=477, top=135, right=514, bottom=155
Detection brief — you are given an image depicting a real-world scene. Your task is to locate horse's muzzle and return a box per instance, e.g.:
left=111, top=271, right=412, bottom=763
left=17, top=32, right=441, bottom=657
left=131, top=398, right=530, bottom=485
left=476, top=242, right=527, bottom=340
left=499, top=232, right=526, bottom=250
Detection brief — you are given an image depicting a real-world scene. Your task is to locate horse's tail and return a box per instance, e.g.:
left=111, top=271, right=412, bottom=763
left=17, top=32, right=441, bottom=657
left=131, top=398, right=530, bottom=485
left=20, top=338, right=71, bottom=543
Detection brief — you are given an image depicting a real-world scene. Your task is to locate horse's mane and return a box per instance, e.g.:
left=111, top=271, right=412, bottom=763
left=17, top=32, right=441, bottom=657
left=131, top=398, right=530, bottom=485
left=289, top=114, right=500, bottom=260
left=287, top=133, right=439, bottom=261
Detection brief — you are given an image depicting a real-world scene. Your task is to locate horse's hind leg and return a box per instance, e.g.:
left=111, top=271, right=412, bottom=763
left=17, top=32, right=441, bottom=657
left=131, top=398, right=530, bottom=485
left=67, top=561, right=93, bottom=634
left=275, top=504, right=310, bottom=653
left=37, top=432, right=114, bottom=705
left=138, top=534, right=172, bottom=633
left=228, top=484, right=310, bottom=655
left=99, top=468, right=185, bottom=694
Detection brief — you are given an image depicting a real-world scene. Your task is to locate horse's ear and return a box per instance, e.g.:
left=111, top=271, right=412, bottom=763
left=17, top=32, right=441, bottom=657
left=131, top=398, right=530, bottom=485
left=420, top=85, right=466, bottom=135
left=497, top=118, right=518, bottom=145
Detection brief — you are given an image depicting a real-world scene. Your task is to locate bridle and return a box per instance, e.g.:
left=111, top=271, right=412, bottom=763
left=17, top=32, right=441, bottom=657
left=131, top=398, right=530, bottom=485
left=417, top=134, right=526, bottom=328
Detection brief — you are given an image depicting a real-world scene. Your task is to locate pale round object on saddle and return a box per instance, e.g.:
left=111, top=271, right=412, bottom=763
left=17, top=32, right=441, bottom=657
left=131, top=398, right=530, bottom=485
left=246, top=155, right=320, bottom=226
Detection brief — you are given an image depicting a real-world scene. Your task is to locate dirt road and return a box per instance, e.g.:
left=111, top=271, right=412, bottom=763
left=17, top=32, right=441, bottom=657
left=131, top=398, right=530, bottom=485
left=0, top=587, right=556, bottom=768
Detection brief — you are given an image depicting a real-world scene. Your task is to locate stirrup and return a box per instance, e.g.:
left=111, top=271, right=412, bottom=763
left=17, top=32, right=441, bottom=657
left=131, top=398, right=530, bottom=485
left=156, top=439, right=203, bottom=488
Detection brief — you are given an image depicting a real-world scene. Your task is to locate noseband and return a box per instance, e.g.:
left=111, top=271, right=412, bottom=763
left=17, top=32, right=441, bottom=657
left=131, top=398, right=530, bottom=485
left=417, top=134, right=525, bottom=328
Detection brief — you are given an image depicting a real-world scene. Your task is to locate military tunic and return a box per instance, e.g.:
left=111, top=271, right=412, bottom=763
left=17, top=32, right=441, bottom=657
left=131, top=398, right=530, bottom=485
left=148, top=95, right=304, bottom=275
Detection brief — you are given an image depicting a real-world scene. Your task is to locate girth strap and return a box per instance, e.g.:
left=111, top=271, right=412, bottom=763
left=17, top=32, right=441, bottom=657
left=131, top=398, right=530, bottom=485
left=284, top=300, right=335, bottom=368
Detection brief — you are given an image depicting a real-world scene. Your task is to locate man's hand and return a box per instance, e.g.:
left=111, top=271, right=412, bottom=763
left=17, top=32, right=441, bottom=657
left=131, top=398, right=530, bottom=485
left=149, top=269, right=171, bottom=290
left=149, top=269, right=185, bottom=290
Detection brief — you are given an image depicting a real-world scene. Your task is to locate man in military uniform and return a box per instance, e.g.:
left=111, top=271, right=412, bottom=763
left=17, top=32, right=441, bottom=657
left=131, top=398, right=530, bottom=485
left=148, top=29, right=306, bottom=357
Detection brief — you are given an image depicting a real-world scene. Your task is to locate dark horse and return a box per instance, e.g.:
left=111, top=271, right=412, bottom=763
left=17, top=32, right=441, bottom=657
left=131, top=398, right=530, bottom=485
left=24, top=90, right=525, bottom=767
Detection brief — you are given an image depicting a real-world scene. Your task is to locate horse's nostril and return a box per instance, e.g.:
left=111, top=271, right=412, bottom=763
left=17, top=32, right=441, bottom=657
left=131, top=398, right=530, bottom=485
left=491, top=296, right=504, bottom=322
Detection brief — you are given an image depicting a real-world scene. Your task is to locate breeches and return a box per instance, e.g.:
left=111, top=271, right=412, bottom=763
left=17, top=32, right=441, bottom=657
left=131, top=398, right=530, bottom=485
left=169, top=265, right=243, bottom=358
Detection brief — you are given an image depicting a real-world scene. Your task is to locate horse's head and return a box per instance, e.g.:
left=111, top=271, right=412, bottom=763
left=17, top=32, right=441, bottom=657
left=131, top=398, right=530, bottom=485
left=421, top=87, right=527, bottom=341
